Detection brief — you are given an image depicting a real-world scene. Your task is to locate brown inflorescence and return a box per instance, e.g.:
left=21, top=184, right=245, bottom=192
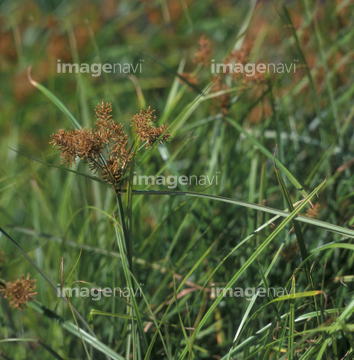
left=192, top=36, right=270, bottom=115
left=193, top=35, right=212, bottom=67
left=50, top=128, right=106, bottom=170
left=178, top=72, right=200, bottom=91
left=306, top=203, right=320, bottom=219
left=0, top=273, right=37, bottom=310
left=130, top=107, right=171, bottom=148
left=51, top=101, right=171, bottom=192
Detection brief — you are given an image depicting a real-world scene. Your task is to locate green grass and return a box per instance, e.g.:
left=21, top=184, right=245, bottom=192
left=0, top=0, right=354, bottom=359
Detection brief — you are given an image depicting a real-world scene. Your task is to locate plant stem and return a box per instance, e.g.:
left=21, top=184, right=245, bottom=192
left=116, top=193, right=132, bottom=272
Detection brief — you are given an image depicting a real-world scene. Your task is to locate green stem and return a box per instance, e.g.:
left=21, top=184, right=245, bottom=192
left=116, top=193, right=132, bottom=272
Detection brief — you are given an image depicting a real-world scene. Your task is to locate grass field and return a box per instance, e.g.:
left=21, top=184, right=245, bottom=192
left=0, top=0, right=354, bottom=359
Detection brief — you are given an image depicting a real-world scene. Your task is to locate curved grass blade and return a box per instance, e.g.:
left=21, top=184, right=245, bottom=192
left=162, top=58, right=187, bottom=120
left=232, top=244, right=283, bottom=344
left=274, top=154, right=311, bottom=281
left=144, top=238, right=219, bottom=359
left=289, top=275, right=296, bottom=360
left=137, top=83, right=213, bottom=167
left=125, top=190, right=354, bottom=238
left=221, top=308, right=343, bottom=359
left=61, top=251, right=92, bottom=360
left=225, top=116, right=308, bottom=198
left=177, top=179, right=326, bottom=359
left=281, top=6, right=327, bottom=151
left=108, top=197, right=149, bottom=355
left=27, top=67, right=82, bottom=130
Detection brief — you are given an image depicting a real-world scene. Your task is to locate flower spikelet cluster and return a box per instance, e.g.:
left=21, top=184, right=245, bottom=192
left=51, top=101, right=171, bottom=192
left=0, top=273, right=37, bottom=310
left=191, top=37, right=267, bottom=115
left=94, top=101, right=133, bottom=189
left=193, top=35, right=211, bottom=67
left=225, top=46, right=266, bottom=85
left=306, top=203, right=320, bottom=218
left=50, top=128, right=105, bottom=171
left=51, top=100, right=133, bottom=191
left=131, top=106, right=171, bottom=148
left=178, top=72, right=199, bottom=92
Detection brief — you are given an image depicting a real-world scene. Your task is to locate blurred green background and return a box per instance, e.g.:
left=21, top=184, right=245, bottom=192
left=0, top=0, right=353, bottom=358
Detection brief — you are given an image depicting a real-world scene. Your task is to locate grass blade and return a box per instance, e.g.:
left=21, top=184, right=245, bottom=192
left=27, top=67, right=82, bottom=130
left=178, top=178, right=326, bottom=359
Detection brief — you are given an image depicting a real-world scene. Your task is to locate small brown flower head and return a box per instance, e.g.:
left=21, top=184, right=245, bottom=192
left=225, top=48, right=250, bottom=71
left=193, top=35, right=212, bottom=67
left=241, top=66, right=266, bottom=85
left=50, top=128, right=105, bottom=171
left=50, top=129, right=77, bottom=167
left=0, top=273, right=37, bottom=310
left=131, top=107, right=171, bottom=148
left=178, top=72, right=199, bottom=91
left=306, top=203, right=320, bottom=218
left=75, top=128, right=105, bottom=164
left=95, top=100, right=126, bottom=144
left=146, top=124, right=171, bottom=146
left=102, top=135, right=132, bottom=191
left=224, top=43, right=266, bottom=85
left=94, top=100, right=132, bottom=165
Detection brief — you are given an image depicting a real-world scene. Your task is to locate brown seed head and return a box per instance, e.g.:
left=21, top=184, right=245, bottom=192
left=178, top=72, right=199, bottom=91
left=51, top=100, right=135, bottom=191
left=51, top=101, right=171, bottom=191
left=0, top=273, right=37, bottom=310
left=131, top=107, right=171, bottom=148
left=193, top=35, right=212, bottom=67
left=306, top=203, right=320, bottom=218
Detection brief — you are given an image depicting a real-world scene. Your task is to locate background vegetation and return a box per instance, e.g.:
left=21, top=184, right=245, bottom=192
left=0, top=0, right=353, bottom=358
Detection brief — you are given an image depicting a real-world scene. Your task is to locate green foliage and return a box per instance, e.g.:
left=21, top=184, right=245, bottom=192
left=1, top=0, right=353, bottom=359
